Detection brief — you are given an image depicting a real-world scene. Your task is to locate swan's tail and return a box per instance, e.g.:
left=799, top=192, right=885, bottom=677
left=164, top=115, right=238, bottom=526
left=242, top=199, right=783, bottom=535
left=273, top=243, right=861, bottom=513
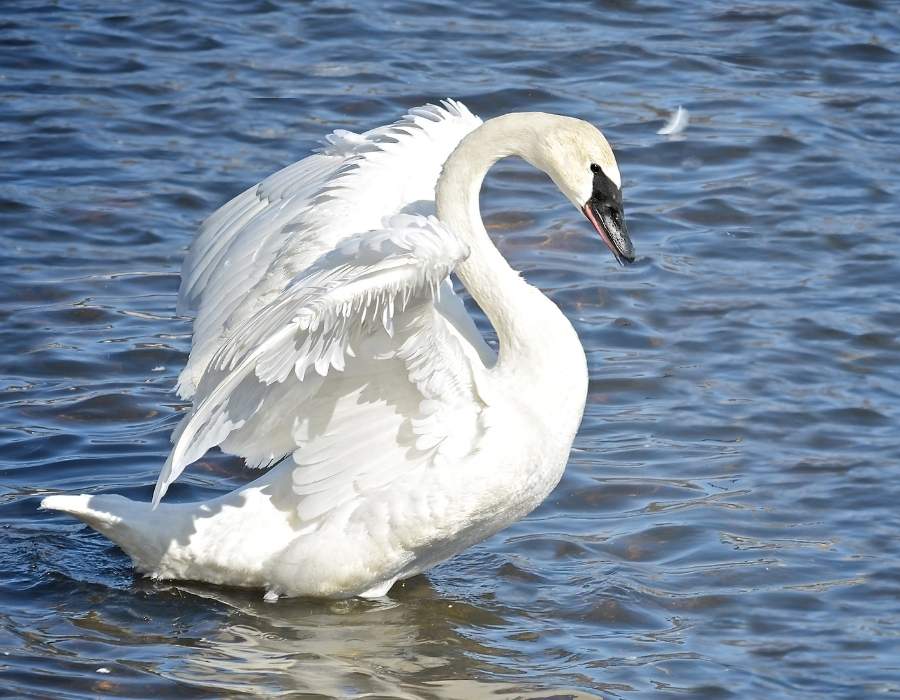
left=41, top=494, right=165, bottom=572
left=41, top=494, right=127, bottom=529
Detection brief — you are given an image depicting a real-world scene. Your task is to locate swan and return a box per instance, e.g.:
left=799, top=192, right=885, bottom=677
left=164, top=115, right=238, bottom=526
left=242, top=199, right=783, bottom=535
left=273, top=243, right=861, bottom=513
left=41, top=100, right=633, bottom=599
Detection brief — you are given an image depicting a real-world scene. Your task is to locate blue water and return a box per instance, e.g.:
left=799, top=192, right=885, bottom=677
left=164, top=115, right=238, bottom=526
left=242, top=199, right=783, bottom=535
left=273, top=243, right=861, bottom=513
left=3, top=1, right=900, bottom=697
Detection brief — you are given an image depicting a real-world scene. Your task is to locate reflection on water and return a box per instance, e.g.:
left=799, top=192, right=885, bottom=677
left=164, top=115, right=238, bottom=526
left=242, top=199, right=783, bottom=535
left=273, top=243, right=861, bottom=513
left=3, top=0, right=900, bottom=697
left=166, top=583, right=459, bottom=697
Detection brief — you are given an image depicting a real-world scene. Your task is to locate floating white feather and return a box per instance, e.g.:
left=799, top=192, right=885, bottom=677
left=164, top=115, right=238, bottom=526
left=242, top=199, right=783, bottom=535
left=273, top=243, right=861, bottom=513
left=657, top=106, right=690, bottom=136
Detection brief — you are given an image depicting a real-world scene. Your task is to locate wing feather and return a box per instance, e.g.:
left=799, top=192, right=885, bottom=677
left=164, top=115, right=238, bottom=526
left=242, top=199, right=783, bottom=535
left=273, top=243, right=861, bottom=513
left=155, top=213, right=490, bottom=508
left=159, top=101, right=492, bottom=520
left=175, top=100, right=482, bottom=399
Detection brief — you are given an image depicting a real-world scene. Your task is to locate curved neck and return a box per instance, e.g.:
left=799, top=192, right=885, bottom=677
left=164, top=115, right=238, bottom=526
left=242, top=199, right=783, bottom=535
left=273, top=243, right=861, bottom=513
left=435, top=114, right=578, bottom=372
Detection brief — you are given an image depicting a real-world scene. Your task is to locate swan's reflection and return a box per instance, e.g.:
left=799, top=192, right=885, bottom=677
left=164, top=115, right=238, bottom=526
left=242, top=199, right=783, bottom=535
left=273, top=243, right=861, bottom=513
left=148, top=576, right=508, bottom=697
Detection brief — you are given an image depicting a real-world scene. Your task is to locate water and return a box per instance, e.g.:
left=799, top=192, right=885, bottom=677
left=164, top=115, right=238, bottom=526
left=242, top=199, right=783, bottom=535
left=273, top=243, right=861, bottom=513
left=2, top=1, right=900, bottom=697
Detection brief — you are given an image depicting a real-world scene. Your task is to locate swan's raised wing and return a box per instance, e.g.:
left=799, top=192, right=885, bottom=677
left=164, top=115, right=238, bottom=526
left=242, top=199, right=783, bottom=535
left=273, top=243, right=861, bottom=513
left=154, top=215, right=492, bottom=513
left=176, top=100, right=482, bottom=399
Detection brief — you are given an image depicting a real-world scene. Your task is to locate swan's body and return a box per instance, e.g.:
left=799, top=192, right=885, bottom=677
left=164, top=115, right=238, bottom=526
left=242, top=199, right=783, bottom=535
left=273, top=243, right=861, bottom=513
left=42, top=100, right=633, bottom=599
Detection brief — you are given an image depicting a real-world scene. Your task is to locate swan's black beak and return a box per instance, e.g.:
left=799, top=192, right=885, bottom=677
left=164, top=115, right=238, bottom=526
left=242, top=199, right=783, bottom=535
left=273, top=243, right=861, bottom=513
left=582, top=200, right=634, bottom=265
left=581, top=167, right=634, bottom=265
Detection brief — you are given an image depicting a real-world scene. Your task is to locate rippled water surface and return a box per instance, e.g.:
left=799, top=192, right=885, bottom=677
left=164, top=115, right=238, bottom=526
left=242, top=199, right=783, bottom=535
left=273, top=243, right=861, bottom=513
left=3, top=1, right=900, bottom=697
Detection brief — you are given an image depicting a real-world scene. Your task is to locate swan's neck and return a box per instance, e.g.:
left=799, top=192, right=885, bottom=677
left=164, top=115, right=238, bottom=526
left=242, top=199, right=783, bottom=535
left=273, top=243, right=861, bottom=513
left=435, top=114, right=584, bottom=380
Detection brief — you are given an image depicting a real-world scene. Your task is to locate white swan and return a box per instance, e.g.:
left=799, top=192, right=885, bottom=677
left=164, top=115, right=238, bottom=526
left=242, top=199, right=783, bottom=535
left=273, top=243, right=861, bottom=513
left=42, top=100, right=633, bottom=599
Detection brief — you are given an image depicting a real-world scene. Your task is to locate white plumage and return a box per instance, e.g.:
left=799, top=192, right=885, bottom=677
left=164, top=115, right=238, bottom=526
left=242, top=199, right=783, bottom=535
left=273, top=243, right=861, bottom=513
left=42, top=100, right=632, bottom=599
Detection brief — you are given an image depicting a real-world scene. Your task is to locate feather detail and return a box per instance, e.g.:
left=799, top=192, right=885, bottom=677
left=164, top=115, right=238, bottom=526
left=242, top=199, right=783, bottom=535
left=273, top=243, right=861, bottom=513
left=175, top=100, right=482, bottom=400
left=155, top=101, right=492, bottom=515
left=657, top=105, right=690, bottom=136
left=154, top=214, right=487, bottom=507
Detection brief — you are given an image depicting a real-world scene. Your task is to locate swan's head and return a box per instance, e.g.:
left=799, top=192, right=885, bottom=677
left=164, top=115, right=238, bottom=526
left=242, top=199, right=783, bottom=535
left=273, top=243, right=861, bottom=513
left=533, top=116, right=634, bottom=265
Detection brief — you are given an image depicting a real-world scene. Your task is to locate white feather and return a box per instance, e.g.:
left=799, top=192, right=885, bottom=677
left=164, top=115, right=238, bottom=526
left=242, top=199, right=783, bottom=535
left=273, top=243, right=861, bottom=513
left=657, top=105, right=690, bottom=136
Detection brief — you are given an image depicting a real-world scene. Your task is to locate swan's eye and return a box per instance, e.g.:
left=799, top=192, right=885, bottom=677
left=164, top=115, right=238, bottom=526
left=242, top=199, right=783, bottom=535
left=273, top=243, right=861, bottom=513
left=590, top=163, right=600, bottom=174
